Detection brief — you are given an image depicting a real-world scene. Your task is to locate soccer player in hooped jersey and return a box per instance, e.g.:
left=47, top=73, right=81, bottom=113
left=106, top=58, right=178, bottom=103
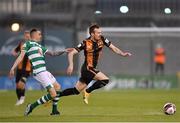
left=9, top=28, right=71, bottom=116
left=59, top=24, right=132, bottom=104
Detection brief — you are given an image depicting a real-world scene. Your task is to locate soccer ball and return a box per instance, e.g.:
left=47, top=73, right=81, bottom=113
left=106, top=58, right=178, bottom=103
left=163, top=103, right=176, bottom=115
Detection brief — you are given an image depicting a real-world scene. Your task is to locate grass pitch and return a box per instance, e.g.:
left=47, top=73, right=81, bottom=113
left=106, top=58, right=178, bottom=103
left=0, top=89, right=179, bottom=122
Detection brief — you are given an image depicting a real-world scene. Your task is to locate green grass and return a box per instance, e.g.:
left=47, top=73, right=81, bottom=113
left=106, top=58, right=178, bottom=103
left=0, top=89, right=180, bottom=122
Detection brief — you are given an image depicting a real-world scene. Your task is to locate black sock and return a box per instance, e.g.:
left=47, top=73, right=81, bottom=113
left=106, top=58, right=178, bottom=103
left=16, top=88, right=21, bottom=100
left=59, top=88, right=80, bottom=97
left=20, top=89, right=25, bottom=97
left=86, top=80, right=109, bottom=93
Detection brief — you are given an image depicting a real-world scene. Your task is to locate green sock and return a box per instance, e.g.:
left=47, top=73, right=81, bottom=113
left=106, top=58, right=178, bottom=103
left=31, top=93, right=52, bottom=110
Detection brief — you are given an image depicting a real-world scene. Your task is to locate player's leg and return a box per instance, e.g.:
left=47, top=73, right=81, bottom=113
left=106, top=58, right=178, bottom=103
left=16, top=71, right=30, bottom=105
left=24, top=71, right=57, bottom=116
left=86, top=71, right=109, bottom=93
left=25, top=86, right=56, bottom=116
left=80, top=68, right=101, bottom=104
left=83, top=72, right=109, bottom=104
left=18, top=80, right=25, bottom=96
left=15, top=80, right=25, bottom=105
left=58, top=67, right=93, bottom=97
left=15, top=70, right=21, bottom=101
left=155, top=63, right=160, bottom=75
left=51, top=81, right=61, bottom=115
left=160, top=63, right=164, bottom=75
left=156, top=63, right=161, bottom=75
left=41, top=71, right=62, bottom=115
left=15, top=70, right=30, bottom=106
left=59, top=65, right=93, bottom=103
left=59, top=81, right=87, bottom=97
left=15, top=70, right=26, bottom=105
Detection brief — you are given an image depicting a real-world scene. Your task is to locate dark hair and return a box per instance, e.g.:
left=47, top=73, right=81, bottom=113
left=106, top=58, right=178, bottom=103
left=89, top=24, right=100, bottom=35
left=30, top=28, right=38, bottom=37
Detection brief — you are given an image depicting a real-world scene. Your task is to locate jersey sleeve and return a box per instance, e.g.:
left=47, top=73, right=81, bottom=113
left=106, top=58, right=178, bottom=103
left=75, top=41, right=85, bottom=52
left=102, top=36, right=111, bottom=47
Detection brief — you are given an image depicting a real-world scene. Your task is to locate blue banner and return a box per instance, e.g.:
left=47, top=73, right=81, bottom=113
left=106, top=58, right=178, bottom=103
left=0, top=76, right=78, bottom=90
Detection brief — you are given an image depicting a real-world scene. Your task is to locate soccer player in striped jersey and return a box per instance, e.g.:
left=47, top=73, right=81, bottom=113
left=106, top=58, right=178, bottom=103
left=59, top=24, right=132, bottom=104
left=9, top=28, right=71, bottom=116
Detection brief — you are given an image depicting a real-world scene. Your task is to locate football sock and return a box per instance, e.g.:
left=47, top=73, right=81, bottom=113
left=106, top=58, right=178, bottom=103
left=86, top=79, right=109, bottom=93
left=52, top=91, right=60, bottom=112
left=59, top=87, right=80, bottom=97
left=31, top=93, right=53, bottom=110
left=16, top=88, right=21, bottom=100
left=20, top=88, right=25, bottom=97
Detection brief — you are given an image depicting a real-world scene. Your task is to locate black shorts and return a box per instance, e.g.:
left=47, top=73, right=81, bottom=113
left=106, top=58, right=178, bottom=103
left=79, top=64, right=100, bottom=85
left=15, top=69, right=31, bottom=83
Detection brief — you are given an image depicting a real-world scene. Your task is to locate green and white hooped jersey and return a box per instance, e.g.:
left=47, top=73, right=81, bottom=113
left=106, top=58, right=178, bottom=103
left=22, top=40, right=48, bottom=75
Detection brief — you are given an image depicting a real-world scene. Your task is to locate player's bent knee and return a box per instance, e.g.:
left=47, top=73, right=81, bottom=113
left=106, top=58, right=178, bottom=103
left=17, top=82, right=25, bottom=89
left=51, top=92, right=57, bottom=98
left=73, top=87, right=80, bottom=95
left=49, top=88, right=57, bottom=98
left=53, top=82, right=61, bottom=90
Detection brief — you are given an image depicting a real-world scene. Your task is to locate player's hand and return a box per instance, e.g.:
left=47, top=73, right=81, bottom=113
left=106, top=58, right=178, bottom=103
left=67, top=65, right=73, bottom=75
left=65, top=48, right=74, bottom=53
left=9, top=69, right=15, bottom=79
left=122, top=52, right=132, bottom=57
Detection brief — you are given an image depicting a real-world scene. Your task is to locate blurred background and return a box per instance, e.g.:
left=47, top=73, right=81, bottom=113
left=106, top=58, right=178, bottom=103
left=0, top=0, right=180, bottom=90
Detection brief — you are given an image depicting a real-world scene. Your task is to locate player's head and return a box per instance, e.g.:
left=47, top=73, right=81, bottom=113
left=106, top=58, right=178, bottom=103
left=24, top=30, right=30, bottom=40
left=89, top=24, right=102, bottom=40
left=30, top=28, right=42, bottom=42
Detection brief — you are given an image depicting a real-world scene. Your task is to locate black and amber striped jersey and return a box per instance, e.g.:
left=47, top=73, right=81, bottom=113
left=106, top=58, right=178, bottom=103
left=15, top=41, right=31, bottom=72
left=75, top=36, right=111, bottom=68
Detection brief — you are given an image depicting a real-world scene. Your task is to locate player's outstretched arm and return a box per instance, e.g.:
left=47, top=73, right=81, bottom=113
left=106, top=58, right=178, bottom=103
left=46, top=48, right=74, bottom=56
left=67, top=48, right=78, bottom=75
left=9, top=51, right=26, bottom=78
left=109, top=44, right=132, bottom=57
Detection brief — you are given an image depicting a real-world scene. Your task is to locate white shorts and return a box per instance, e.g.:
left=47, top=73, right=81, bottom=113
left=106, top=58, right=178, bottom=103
left=33, top=71, right=56, bottom=89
